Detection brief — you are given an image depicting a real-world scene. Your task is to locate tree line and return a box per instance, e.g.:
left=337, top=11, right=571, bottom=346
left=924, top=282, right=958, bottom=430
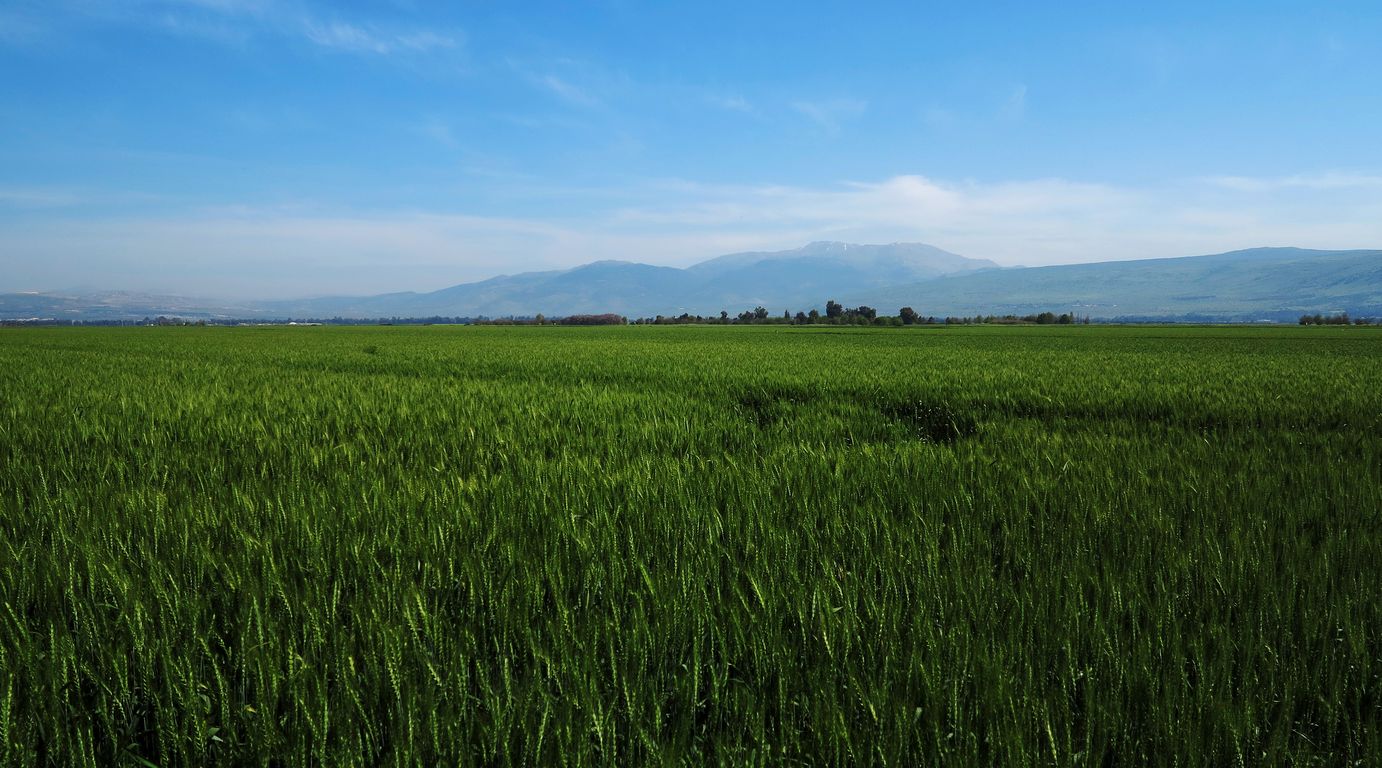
left=28, top=306, right=1378, bottom=329
left=630, top=302, right=1091, bottom=326
left=1299, top=313, right=1375, bottom=325
left=56, top=304, right=1092, bottom=328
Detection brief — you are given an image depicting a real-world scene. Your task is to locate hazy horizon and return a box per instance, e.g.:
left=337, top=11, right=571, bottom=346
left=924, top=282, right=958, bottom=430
left=12, top=241, right=1374, bottom=304
left=4, top=2, right=1382, bottom=298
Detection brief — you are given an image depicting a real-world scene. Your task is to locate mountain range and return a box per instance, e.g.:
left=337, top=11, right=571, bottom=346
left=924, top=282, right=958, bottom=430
left=861, top=246, right=1382, bottom=322
left=249, top=241, right=998, bottom=320
left=3, top=242, right=1380, bottom=322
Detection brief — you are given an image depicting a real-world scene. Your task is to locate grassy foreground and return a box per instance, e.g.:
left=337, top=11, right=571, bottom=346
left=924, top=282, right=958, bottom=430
left=1, top=325, right=1379, bottom=765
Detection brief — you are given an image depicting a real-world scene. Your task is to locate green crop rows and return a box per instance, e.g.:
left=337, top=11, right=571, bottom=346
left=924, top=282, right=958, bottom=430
left=1, top=325, right=1379, bottom=765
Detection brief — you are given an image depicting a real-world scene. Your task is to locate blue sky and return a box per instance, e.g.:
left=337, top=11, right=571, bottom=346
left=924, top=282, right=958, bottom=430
left=2, top=0, right=1381, bottom=298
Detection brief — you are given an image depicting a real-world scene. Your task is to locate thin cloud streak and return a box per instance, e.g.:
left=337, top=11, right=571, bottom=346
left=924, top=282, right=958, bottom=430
left=713, top=95, right=753, bottom=112
left=302, top=21, right=457, bottom=55
left=1202, top=172, right=1382, bottom=192
left=17, top=1, right=462, bottom=58
left=1002, top=84, right=1027, bottom=120
left=0, top=186, right=84, bottom=207
left=505, top=57, right=631, bottom=109
left=537, top=74, right=600, bottom=107
left=791, top=99, right=867, bottom=133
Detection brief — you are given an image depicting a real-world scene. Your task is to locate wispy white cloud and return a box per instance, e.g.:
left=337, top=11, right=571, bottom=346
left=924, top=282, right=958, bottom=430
left=610, top=176, right=1122, bottom=225
left=1002, top=84, right=1027, bottom=120
left=1201, top=172, right=1382, bottom=192
left=710, top=94, right=753, bottom=112
left=0, top=186, right=83, bottom=207
left=0, top=7, right=45, bottom=45
left=413, top=118, right=458, bottom=148
left=600, top=175, right=1140, bottom=265
left=539, top=52, right=646, bottom=107
left=302, top=20, right=457, bottom=55
left=536, top=74, right=600, bottom=107
left=504, top=55, right=636, bottom=110
left=20, top=1, right=462, bottom=59
left=169, top=0, right=273, bottom=12
left=302, top=21, right=387, bottom=53
left=791, top=98, right=866, bottom=133
left=153, top=11, right=252, bottom=45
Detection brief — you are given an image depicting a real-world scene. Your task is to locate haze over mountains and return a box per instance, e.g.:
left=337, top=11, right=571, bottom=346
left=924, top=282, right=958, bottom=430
left=861, top=247, right=1382, bottom=322
left=258, top=241, right=998, bottom=320
left=3, top=243, right=1380, bottom=323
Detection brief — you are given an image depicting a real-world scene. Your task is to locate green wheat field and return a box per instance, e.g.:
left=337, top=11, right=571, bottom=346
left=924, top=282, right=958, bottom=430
left=1, top=324, right=1379, bottom=765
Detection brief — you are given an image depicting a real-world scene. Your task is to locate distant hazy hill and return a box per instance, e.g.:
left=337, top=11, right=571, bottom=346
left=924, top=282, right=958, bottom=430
left=0, top=291, right=258, bottom=322
left=679, top=241, right=996, bottom=312
left=3, top=244, right=1379, bottom=322
left=854, top=247, right=1382, bottom=321
left=252, top=241, right=997, bottom=319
